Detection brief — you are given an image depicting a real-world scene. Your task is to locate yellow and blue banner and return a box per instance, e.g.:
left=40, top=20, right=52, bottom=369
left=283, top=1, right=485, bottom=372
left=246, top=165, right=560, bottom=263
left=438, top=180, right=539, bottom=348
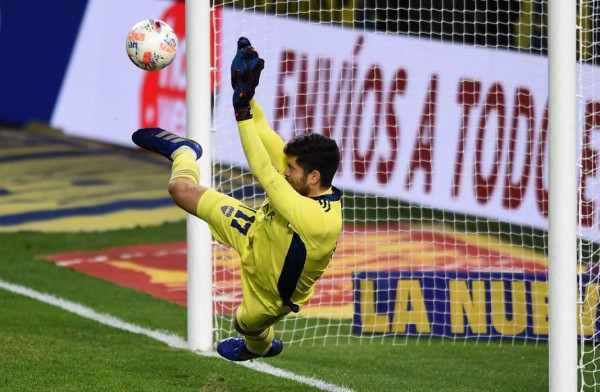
left=353, top=271, right=599, bottom=341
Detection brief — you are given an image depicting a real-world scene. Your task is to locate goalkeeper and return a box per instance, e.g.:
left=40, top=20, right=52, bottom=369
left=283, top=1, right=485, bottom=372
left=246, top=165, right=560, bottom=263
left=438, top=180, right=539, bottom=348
left=132, top=37, right=342, bottom=361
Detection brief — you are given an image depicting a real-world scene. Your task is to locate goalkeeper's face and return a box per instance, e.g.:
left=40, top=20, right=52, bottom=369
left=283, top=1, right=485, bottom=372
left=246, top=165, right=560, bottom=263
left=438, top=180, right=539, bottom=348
left=284, top=156, right=311, bottom=197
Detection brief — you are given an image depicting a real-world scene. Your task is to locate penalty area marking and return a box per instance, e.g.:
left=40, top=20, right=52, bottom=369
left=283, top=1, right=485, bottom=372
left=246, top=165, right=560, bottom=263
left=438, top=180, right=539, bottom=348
left=0, top=279, right=353, bottom=392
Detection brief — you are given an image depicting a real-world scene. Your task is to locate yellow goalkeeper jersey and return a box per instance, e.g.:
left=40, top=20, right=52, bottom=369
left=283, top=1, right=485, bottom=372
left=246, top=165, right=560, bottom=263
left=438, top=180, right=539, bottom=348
left=237, top=104, right=342, bottom=312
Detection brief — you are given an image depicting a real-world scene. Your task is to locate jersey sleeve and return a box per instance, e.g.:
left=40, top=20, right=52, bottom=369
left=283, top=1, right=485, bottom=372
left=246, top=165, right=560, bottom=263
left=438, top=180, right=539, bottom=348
left=250, top=99, right=286, bottom=172
left=237, top=118, right=328, bottom=244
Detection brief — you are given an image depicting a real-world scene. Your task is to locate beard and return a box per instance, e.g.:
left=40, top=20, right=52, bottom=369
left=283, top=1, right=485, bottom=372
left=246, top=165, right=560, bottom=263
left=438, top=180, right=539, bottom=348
left=286, top=175, right=310, bottom=196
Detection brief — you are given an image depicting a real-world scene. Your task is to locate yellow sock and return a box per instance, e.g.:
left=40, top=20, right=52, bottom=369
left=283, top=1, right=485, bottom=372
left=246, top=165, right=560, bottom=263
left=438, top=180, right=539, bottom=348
left=170, top=150, right=200, bottom=184
left=245, top=326, right=275, bottom=356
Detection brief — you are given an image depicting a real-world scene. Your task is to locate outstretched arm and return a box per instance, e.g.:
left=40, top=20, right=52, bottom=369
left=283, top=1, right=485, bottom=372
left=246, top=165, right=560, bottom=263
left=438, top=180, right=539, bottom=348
left=231, top=37, right=327, bottom=240
left=237, top=118, right=285, bottom=193
left=237, top=118, right=334, bottom=245
left=250, top=99, right=286, bottom=173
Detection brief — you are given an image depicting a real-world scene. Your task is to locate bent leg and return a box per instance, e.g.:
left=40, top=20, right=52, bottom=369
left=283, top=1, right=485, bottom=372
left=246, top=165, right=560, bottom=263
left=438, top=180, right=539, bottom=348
left=167, top=150, right=208, bottom=215
left=167, top=150, right=255, bottom=256
left=234, top=299, right=289, bottom=355
left=234, top=317, right=274, bottom=355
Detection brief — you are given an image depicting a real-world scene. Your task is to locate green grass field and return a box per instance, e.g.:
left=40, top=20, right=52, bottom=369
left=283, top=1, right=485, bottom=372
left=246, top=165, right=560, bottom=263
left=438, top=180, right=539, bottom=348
left=0, top=222, right=550, bottom=391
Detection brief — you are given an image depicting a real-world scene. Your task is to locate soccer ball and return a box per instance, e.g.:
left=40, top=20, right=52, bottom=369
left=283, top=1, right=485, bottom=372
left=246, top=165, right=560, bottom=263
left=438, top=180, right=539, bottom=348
left=126, top=19, right=178, bottom=71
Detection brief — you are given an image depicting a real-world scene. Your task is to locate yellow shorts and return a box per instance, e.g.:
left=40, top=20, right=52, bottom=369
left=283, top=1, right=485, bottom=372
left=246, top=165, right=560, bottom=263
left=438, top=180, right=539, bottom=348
left=197, top=189, right=290, bottom=332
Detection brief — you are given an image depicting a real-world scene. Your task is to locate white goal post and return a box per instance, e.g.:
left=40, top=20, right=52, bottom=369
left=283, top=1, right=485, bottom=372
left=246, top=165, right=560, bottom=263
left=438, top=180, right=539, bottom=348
left=185, top=0, right=213, bottom=352
left=548, top=1, right=577, bottom=391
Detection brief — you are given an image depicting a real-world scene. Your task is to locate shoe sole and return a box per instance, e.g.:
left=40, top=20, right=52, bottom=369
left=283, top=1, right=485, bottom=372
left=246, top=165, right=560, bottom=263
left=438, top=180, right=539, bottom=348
left=132, top=128, right=202, bottom=161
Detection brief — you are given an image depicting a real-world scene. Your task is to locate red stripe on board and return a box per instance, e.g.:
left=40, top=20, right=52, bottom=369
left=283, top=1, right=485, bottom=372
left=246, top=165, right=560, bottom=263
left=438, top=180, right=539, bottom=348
left=41, top=226, right=547, bottom=313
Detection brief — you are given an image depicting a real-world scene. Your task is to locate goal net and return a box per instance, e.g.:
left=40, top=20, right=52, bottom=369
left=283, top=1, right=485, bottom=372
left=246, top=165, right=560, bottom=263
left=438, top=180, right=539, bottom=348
left=578, top=2, right=600, bottom=390
left=207, top=0, right=598, bottom=378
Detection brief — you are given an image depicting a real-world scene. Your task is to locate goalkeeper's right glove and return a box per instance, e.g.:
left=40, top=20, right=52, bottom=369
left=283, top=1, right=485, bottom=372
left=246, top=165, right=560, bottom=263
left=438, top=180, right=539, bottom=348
left=231, top=37, right=265, bottom=121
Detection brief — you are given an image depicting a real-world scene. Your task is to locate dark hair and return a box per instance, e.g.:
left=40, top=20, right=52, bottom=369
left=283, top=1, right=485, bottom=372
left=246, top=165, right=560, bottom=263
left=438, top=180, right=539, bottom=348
left=283, top=133, right=340, bottom=188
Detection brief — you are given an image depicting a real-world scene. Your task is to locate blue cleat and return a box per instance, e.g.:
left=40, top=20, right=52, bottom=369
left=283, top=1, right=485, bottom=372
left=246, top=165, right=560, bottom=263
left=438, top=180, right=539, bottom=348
left=217, top=337, right=283, bottom=362
left=132, top=127, right=203, bottom=161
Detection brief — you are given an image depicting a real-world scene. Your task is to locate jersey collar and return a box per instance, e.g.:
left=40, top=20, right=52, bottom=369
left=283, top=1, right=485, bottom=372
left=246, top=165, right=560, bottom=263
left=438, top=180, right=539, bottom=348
left=310, top=186, right=341, bottom=202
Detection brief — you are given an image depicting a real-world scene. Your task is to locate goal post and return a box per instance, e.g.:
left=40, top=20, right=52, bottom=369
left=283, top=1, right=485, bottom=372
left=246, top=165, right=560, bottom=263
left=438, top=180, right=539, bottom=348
left=185, top=0, right=213, bottom=352
left=548, top=0, right=578, bottom=390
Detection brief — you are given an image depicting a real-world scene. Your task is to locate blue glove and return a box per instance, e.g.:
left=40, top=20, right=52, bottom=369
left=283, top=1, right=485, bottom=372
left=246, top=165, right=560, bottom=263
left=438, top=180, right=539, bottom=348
left=231, top=37, right=265, bottom=121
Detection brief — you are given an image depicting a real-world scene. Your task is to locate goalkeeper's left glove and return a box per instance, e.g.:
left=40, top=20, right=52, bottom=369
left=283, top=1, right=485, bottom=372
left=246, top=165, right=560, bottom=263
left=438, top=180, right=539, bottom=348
left=231, top=37, right=265, bottom=121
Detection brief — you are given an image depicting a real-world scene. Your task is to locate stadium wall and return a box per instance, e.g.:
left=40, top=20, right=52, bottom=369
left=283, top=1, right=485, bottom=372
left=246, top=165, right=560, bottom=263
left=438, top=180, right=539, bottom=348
left=0, top=0, right=89, bottom=126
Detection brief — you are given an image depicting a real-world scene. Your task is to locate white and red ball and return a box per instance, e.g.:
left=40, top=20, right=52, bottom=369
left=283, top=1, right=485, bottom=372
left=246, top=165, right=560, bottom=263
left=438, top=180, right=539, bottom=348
left=126, top=19, right=178, bottom=71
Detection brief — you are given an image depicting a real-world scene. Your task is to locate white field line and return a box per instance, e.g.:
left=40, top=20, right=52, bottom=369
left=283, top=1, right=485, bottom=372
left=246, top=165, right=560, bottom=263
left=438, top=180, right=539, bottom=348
left=0, top=279, right=353, bottom=392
